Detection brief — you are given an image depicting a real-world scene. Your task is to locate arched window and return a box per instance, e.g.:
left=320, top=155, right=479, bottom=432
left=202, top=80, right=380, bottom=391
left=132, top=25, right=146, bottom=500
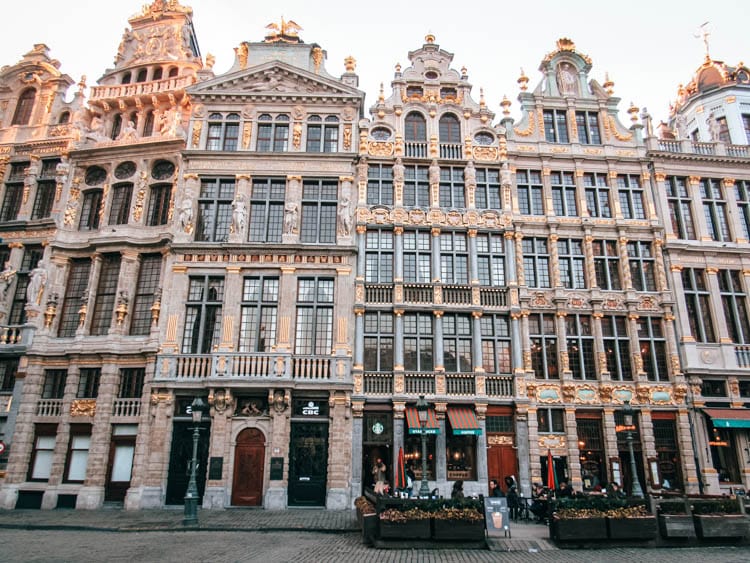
left=143, top=110, right=155, bottom=137
left=136, top=69, right=148, bottom=82
left=121, top=72, right=132, bottom=85
left=58, top=111, right=71, bottom=124
left=152, top=67, right=163, bottom=81
left=206, top=113, right=241, bottom=151
left=111, top=114, right=123, bottom=140
left=439, top=113, right=461, bottom=144
left=256, top=114, right=289, bottom=152
left=12, top=88, right=36, bottom=125
left=306, top=115, right=339, bottom=152
left=168, top=67, right=179, bottom=78
left=404, top=112, right=426, bottom=142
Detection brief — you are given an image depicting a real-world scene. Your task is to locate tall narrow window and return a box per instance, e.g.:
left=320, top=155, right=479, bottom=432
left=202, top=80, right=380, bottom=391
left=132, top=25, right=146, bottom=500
left=130, top=254, right=162, bottom=336
left=1, top=162, right=27, bottom=222
left=300, top=179, right=337, bottom=243
left=367, top=164, right=393, bottom=206
left=403, top=230, right=431, bottom=283
left=440, top=232, right=468, bottom=284
left=58, top=259, right=92, bottom=337
left=638, top=317, right=668, bottom=382
left=31, top=158, right=59, bottom=220
left=516, top=169, right=544, bottom=215
left=365, top=230, right=393, bottom=283
left=146, top=184, right=171, bottom=226
left=9, top=245, right=43, bottom=325
left=30, top=426, right=57, bottom=481
left=719, top=269, right=750, bottom=344
left=617, top=174, right=646, bottom=220
left=575, top=111, right=601, bottom=144
left=551, top=171, right=578, bottom=216
left=206, top=112, right=240, bottom=151
left=108, top=183, right=133, bottom=225
left=78, top=189, right=103, bottom=231
left=90, top=254, right=121, bottom=335
left=476, top=233, right=505, bottom=286
left=716, top=116, right=730, bottom=143
left=438, top=167, right=465, bottom=208
left=256, top=114, right=289, bottom=152
left=142, top=110, right=155, bottom=137
left=583, top=173, right=611, bottom=218
left=0, top=358, right=18, bottom=392
left=735, top=180, right=750, bottom=240
left=403, top=165, right=430, bottom=207
left=294, top=278, right=333, bottom=355
left=239, top=277, right=278, bottom=352
left=306, top=115, right=339, bottom=152
left=12, top=88, right=36, bottom=125
left=682, top=268, right=716, bottom=343
left=558, top=238, right=585, bottom=289
left=593, top=240, right=621, bottom=290
left=42, top=370, right=67, bottom=399
left=480, top=315, right=511, bottom=374
left=195, top=178, right=233, bottom=242
left=119, top=368, right=145, bottom=398
left=111, top=114, right=123, bottom=140
left=530, top=313, right=558, bottom=379
left=439, top=113, right=461, bottom=158
left=543, top=109, right=569, bottom=143
left=627, top=241, right=656, bottom=291
left=443, top=314, right=472, bottom=372
left=77, top=368, right=101, bottom=398
left=522, top=237, right=551, bottom=288
left=404, top=313, right=433, bottom=372
left=64, top=426, right=91, bottom=483
left=744, top=114, right=750, bottom=144
left=602, top=316, right=632, bottom=380
left=248, top=178, right=285, bottom=242
left=404, top=112, right=427, bottom=158
left=474, top=167, right=501, bottom=209
left=666, top=176, right=696, bottom=239
left=700, top=178, right=732, bottom=242
left=182, top=276, right=224, bottom=354
left=364, top=312, right=393, bottom=372
left=567, top=315, right=596, bottom=380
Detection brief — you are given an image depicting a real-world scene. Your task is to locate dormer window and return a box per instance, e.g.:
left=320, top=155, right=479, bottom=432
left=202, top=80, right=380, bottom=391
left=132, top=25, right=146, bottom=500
left=543, top=109, right=569, bottom=143
left=370, top=127, right=392, bottom=141
left=406, top=86, right=423, bottom=98
left=474, top=132, right=494, bottom=146
left=136, top=69, right=148, bottom=82
left=152, top=68, right=163, bottom=81
left=440, top=87, right=457, bottom=100
left=575, top=111, right=601, bottom=144
left=424, top=71, right=439, bottom=80
left=207, top=112, right=241, bottom=151
left=121, top=72, right=132, bottom=85
left=12, top=88, right=36, bottom=126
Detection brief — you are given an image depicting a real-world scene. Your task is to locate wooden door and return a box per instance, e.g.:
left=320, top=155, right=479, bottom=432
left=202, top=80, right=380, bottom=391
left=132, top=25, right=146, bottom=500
left=487, top=443, right=517, bottom=492
left=231, top=428, right=265, bottom=506
left=105, top=436, right=135, bottom=502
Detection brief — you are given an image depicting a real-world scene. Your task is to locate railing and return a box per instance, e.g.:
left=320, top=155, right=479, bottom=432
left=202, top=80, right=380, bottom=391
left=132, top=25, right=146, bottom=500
left=360, top=372, right=514, bottom=398
left=363, top=373, right=393, bottom=395
left=174, top=355, right=213, bottom=379
left=292, top=356, right=331, bottom=380
left=486, top=376, right=514, bottom=397
left=653, top=139, right=749, bottom=158
left=735, top=345, right=750, bottom=368
left=442, top=286, right=472, bottom=305
left=112, top=398, right=141, bottom=418
left=404, top=141, right=428, bottom=158
left=403, top=284, right=433, bottom=304
left=480, top=287, right=507, bottom=307
left=0, top=324, right=34, bottom=348
left=36, top=399, right=63, bottom=417
left=691, top=142, right=715, bottom=155
left=657, top=140, right=682, bottom=153
left=365, top=284, right=393, bottom=304
left=727, top=145, right=749, bottom=158
left=445, top=373, right=475, bottom=395
left=404, top=373, right=436, bottom=395
left=89, top=75, right=196, bottom=100
left=439, top=143, right=463, bottom=160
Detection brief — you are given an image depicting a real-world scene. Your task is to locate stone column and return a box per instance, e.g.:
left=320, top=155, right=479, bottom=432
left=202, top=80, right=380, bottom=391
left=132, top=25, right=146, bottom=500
left=435, top=404, right=447, bottom=492
left=265, top=388, right=291, bottom=509
left=549, top=233, right=561, bottom=287
left=676, top=408, right=700, bottom=494
left=356, top=225, right=366, bottom=277
left=203, top=388, right=234, bottom=509
left=433, top=311, right=444, bottom=372
left=583, top=234, right=597, bottom=288
left=639, top=408, right=656, bottom=493
left=609, top=170, right=623, bottom=219
left=565, top=408, right=582, bottom=490
left=526, top=406, right=540, bottom=488
left=110, top=250, right=140, bottom=336
left=516, top=409, right=531, bottom=497
left=475, top=406, right=488, bottom=488
left=431, top=227, right=441, bottom=284
left=688, top=176, right=711, bottom=241
left=602, top=407, right=620, bottom=486
left=77, top=254, right=101, bottom=337
left=18, top=155, right=40, bottom=220
left=617, top=236, right=632, bottom=290
left=472, top=312, right=483, bottom=373
left=350, top=401, right=364, bottom=501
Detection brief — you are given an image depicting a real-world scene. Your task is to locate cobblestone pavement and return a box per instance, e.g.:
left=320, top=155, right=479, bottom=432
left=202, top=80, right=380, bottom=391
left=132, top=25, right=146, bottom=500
left=2, top=529, right=749, bottom=563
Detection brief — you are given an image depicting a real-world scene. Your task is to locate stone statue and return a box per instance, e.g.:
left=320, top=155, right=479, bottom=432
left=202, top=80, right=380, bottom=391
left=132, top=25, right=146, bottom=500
left=158, top=111, right=171, bottom=136
left=556, top=62, right=578, bottom=96
left=27, top=261, right=47, bottom=306
left=117, top=120, right=139, bottom=142
left=179, top=192, right=193, bottom=231
left=393, top=157, right=405, bottom=184
left=85, top=115, right=107, bottom=142
left=706, top=112, right=721, bottom=141
left=501, top=162, right=512, bottom=187
left=338, top=195, right=352, bottom=236
left=232, top=198, right=247, bottom=234
left=284, top=203, right=298, bottom=234
left=0, top=261, right=17, bottom=298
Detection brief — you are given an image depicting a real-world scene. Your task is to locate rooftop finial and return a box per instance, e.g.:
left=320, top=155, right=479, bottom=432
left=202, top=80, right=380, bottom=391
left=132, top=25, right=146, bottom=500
left=693, top=21, right=712, bottom=60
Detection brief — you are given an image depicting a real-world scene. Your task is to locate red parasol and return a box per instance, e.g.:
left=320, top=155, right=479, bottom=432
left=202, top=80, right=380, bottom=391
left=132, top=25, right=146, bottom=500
left=395, top=447, right=406, bottom=491
left=546, top=449, right=557, bottom=491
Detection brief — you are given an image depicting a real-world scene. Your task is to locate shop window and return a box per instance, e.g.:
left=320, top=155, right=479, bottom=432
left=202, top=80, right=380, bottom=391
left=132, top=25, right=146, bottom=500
left=446, top=419, right=477, bottom=481
left=404, top=430, right=435, bottom=481
left=652, top=416, right=682, bottom=491
left=64, top=425, right=91, bottom=483
left=708, top=425, right=740, bottom=483
left=576, top=416, right=606, bottom=491
left=739, top=381, right=750, bottom=398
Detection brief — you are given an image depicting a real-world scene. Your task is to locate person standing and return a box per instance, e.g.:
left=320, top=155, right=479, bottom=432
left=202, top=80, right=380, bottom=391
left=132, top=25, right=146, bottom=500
left=372, top=458, right=386, bottom=495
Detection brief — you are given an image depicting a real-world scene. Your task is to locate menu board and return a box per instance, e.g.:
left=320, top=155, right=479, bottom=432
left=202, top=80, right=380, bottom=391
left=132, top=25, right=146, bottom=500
left=484, top=497, right=510, bottom=537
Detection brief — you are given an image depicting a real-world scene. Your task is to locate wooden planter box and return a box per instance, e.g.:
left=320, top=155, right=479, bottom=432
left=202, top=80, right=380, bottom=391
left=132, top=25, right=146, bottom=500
left=607, top=516, right=658, bottom=540
left=658, top=514, right=696, bottom=538
left=551, top=517, right=608, bottom=541
left=432, top=518, right=486, bottom=541
left=378, top=518, right=431, bottom=539
left=694, top=514, right=750, bottom=538
left=362, top=513, right=378, bottom=545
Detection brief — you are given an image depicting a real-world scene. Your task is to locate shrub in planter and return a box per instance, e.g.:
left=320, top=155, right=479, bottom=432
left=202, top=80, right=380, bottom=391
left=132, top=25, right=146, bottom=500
left=606, top=505, right=657, bottom=540
left=657, top=500, right=695, bottom=538
left=378, top=507, right=431, bottom=539
left=692, top=498, right=749, bottom=539
left=432, top=506, right=485, bottom=541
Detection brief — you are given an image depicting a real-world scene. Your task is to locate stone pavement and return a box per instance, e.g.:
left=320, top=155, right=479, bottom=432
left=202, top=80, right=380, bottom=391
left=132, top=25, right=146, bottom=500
left=0, top=507, right=556, bottom=552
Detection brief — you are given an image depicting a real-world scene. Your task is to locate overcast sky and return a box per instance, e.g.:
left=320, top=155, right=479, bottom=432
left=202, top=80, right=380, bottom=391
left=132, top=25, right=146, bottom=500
left=1, top=0, right=747, bottom=127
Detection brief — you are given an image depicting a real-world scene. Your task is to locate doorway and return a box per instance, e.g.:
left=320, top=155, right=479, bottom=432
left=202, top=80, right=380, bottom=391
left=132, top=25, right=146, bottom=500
left=288, top=421, right=328, bottom=506
left=165, top=421, right=210, bottom=505
left=231, top=428, right=266, bottom=506
left=487, top=441, right=518, bottom=492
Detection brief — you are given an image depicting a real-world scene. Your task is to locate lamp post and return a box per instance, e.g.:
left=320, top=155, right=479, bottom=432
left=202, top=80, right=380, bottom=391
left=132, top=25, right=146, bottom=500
left=416, top=395, right=431, bottom=498
left=183, top=397, right=206, bottom=526
left=622, top=400, right=644, bottom=498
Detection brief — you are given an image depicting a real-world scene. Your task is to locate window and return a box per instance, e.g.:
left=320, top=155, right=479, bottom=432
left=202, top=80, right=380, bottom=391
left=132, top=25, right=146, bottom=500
left=716, top=116, right=730, bottom=143
left=653, top=416, right=682, bottom=490
left=583, top=173, right=611, bottom=218
left=558, top=238, right=585, bottom=289
left=239, top=277, right=278, bottom=352
left=363, top=312, right=393, bottom=372
left=108, top=183, right=133, bottom=225
left=29, top=425, right=57, bottom=481
left=367, top=164, right=393, bottom=205
left=300, top=179, right=337, bottom=243
left=78, top=189, right=103, bottom=231
left=206, top=113, right=240, bottom=151
left=306, top=115, right=339, bottom=152
left=739, top=381, right=750, bottom=398
left=516, top=169, right=544, bottom=215
left=575, top=111, right=601, bottom=144
left=443, top=314, right=472, bottom=372
left=522, top=237, right=551, bottom=288
left=370, top=127, right=391, bottom=141
left=247, top=178, right=285, bottom=243
left=700, top=178, right=731, bottom=242
left=486, top=414, right=514, bottom=433
left=638, top=317, right=668, bottom=381
left=90, top=254, right=121, bottom=335
left=142, top=110, right=155, bottom=137
left=58, top=259, right=92, bottom=337
left=0, top=358, right=18, bottom=392
left=440, top=232, right=468, bottom=284
left=577, top=416, right=607, bottom=491
left=701, top=379, right=726, bottom=397
left=365, top=230, right=393, bottom=283
left=474, top=132, right=494, bottom=146
left=146, top=184, right=171, bottom=226
left=666, top=176, right=696, bottom=239
left=543, top=109, right=569, bottom=143
left=593, top=239, right=621, bottom=290
left=404, top=112, right=427, bottom=142
left=64, top=426, right=91, bottom=483
left=294, top=278, right=334, bottom=355
left=12, top=88, right=36, bottom=125
left=256, top=114, right=289, bottom=152
left=403, top=165, right=430, bottom=207
left=480, top=315, right=511, bottom=374
left=119, top=368, right=145, bottom=398
left=567, top=315, right=596, bottom=380
left=42, top=369, right=67, bottom=399
left=403, top=230, right=431, bottom=283
left=9, top=245, right=43, bottom=325
left=0, top=162, right=26, bottom=221
left=719, top=270, right=750, bottom=344
left=530, top=313, right=558, bottom=379
left=446, top=429, right=477, bottom=481
left=136, top=69, right=147, bottom=82
left=602, top=316, right=632, bottom=380
left=111, top=113, right=123, bottom=140
left=31, top=158, right=59, bottom=220
left=682, top=268, right=716, bottom=343
left=195, top=178, right=234, bottom=242
left=627, top=241, right=656, bottom=291
left=130, top=254, right=161, bottom=336
left=439, top=113, right=461, bottom=144
left=77, top=368, right=101, bottom=398
left=181, top=276, right=224, bottom=353
left=476, top=233, right=505, bottom=286
left=404, top=313, right=433, bottom=371
left=537, top=408, right=564, bottom=433
left=475, top=167, right=500, bottom=209
left=551, top=171, right=578, bottom=216
left=744, top=115, right=750, bottom=144
left=617, top=175, right=646, bottom=220
left=438, top=167, right=465, bottom=208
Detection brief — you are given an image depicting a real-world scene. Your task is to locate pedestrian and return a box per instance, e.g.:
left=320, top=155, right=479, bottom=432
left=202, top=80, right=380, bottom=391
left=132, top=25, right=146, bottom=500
left=489, top=479, right=505, bottom=497
left=451, top=479, right=465, bottom=500
left=372, top=458, right=386, bottom=495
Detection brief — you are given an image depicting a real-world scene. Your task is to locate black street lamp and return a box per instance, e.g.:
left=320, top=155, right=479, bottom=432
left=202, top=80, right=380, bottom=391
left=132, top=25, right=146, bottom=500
left=183, top=397, right=206, bottom=526
left=622, top=400, right=644, bottom=498
left=416, top=395, right=431, bottom=498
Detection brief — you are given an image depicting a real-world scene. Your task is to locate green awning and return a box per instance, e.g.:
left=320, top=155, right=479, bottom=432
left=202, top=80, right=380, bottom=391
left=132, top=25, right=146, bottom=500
left=704, top=408, right=750, bottom=429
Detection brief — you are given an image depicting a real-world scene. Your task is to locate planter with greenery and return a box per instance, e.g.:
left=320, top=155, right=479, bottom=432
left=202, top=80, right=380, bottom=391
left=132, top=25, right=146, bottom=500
left=431, top=505, right=486, bottom=541
left=355, top=496, right=378, bottom=544
left=551, top=497, right=655, bottom=543
left=656, top=500, right=696, bottom=539
left=606, top=505, right=658, bottom=540
left=692, top=498, right=750, bottom=539
left=378, top=507, right=432, bottom=539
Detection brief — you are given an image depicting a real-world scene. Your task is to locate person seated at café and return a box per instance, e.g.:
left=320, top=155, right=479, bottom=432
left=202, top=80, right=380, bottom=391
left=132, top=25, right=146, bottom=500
left=489, top=479, right=505, bottom=497
left=557, top=480, right=574, bottom=498
left=529, top=483, right=549, bottom=523
left=506, top=482, right=520, bottom=520
left=451, top=479, right=465, bottom=500
left=607, top=482, right=626, bottom=499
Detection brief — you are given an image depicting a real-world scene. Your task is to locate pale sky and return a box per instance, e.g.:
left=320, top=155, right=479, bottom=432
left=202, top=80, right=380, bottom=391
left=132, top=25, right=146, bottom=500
left=1, top=0, right=748, bottom=127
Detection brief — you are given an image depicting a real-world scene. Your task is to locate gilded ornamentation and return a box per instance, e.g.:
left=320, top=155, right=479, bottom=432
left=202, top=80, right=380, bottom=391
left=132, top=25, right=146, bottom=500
left=672, top=384, right=688, bottom=404
left=264, top=18, right=303, bottom=43
left=526, top=381, right=536, bottom=399
left=132, top=186, right=146, bottom=221
left=115, top=291, right=128, bottom=325
left=729, top=379, right=740, bottom=397
left=292, top=122, right=302, bottom=149
left=598, top=384, right=613, bottom=402
left=343, top=125, right=352, bottom=151
left=71, top=399, right=96, bottom=417
left=513, top=110, right=535, bottom=137
left=311, top=47, right=323, bottom=73
left=368, top=141, right=394, bottom=157
left=394, top=373, right=404, bottom=394
left=63, top=183, right=81, bottom=227
left=353, top=373, right=363, bottom=394
left=561, top=384, right=576, bottom=402
left=608, top=115, right=633, bottom=141
left=235, top=42, right=249, bottom=69
left=191, top=121, right=202, bottom=149
left=635, top=385, right=650, bottom=404
left=472, top=146, right=499, bottom=161
left=436, top=374, right=446, bottom=395
left=150, top=291, right=162, bottom=325
left=539, top=434, right=566, bottom=450
left=488, top=435, right=513, bottom=445
left=208, top=388, right=232, bottom=414
left=242, top=122, right=252, bottom=149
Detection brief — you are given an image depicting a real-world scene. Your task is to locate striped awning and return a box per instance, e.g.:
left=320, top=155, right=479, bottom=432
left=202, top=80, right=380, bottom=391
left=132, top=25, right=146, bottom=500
left=447, top=406, right=482, bottom=435
left=405, top=406, right=440, bottom=434
left=704, top=408, right=750, bottom=429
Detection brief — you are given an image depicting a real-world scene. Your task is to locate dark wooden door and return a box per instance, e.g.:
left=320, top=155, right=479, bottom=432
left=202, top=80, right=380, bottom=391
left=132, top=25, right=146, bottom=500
left=231, top=428, right=265, bottom=506
left=487, top=443, right=517, bottom=492
left=105, top=436, right=135, bottom=502
left=288, top=422, right=328, bottom=506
